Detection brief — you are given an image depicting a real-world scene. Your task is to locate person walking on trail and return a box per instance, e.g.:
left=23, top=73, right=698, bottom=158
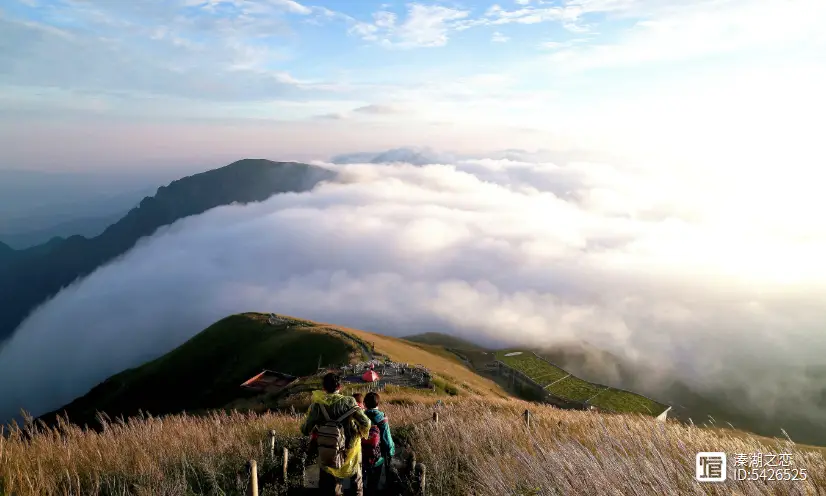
left=301, top=372, right=371, bottom=496
left=361, top=392, right=396, bottom=496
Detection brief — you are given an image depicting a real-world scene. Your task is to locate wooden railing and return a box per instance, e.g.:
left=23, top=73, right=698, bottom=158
left=244, top=428, right=429, bottom=495
left=243, top=404, right=669, bottom=494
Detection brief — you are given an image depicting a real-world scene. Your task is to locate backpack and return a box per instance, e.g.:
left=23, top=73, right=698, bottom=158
left=315, top=404, right=359, bottom=469
left=361, top=424, right=382, bottom=467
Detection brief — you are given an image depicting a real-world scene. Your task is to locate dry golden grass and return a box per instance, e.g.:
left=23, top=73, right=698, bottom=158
left=321, top=323, right=510, bottom=399
left=0, top=411, right=299, bottom=496
left=388, top=398, right=826, bottom=495
left=3, top=396, right=824, bottom=495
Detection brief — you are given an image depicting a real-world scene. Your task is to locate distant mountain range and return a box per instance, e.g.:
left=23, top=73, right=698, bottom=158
left=0, top=211, right=128, bottom=249
left=0, top=169, right=164, bottom=246
left=0, top=159, right=335, bottom=344
left=330, top=147, right=456, bottom=166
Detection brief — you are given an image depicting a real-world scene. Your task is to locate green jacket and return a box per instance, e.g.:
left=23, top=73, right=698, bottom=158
left=300, top=391, right=371, bottom=477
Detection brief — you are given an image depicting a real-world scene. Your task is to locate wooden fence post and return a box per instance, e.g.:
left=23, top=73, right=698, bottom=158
left=406, top=451, right=417, bottom=482
left=432, top=411, right=439, bottom=423
left=269, top=430, right=277, bottom=460
left=523, top=409, right=531, bottom=429
left=415, top=463, right=427, bottom=496
left=298, top=450, right=307, bottom=487
left=282, top=447, right=290, bottom=482
left=247, top=460, right=259, bottom=496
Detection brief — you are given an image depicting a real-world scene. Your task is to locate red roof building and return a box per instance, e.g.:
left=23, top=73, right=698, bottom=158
left=240, top=370, right=297, bottom=393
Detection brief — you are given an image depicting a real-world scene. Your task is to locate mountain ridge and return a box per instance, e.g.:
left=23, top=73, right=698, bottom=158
left=0, top=159, right=336, bottom=344
left=403, top=331, right=491, bottom=352
left=38, top=313, right=508, bottom=428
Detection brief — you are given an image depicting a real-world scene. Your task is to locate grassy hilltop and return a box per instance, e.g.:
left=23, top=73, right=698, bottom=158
left=40, top=313, right=508, bottom=428
left=3, top=314, right=824, bottom=495
left=39, top=314, right=357, bottom=427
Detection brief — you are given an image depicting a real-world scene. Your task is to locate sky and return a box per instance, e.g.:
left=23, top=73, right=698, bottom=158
left=1, top=0, right=825, bottom=170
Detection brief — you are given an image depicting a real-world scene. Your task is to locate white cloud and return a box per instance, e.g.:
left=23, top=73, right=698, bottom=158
left=268, top=0, right=313, bottom=15
left=183, top=0, right=311, bottom=15
left=491, top=31, right=510, bottom=43
left=548, top=0, right=826, bottom=70
left=478, top=0, right=635, bottom=28
left=1, top=154, right=825, bottom=441
left=484, top=6, right=565, bottom=25
left=0, top=1, right=380, bottom=106
left=315, top=111, right=348, bottom=120
left=350, top=3, right=470, bottom=48
left=312, top=103, right=407, bottom=120
left=539, top=38, right=586, bottom=50
left=352, top=103, right=404, bottom=114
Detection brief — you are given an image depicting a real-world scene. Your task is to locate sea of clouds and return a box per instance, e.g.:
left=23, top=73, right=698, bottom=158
left=1, top=148, right=824, bottom=439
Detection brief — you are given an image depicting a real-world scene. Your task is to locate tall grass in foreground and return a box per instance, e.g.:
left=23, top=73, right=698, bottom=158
left=0, top=411, right=301, bottom=495
left=396, top=398, right=825, bottom=495
left=2, top=398, right=824, bottom=495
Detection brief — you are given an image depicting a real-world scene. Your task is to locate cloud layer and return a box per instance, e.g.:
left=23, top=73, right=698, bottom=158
left=1, top=153, right=825, bottom=440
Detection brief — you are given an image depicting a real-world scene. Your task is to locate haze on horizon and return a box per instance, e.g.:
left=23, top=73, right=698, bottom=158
left=1, top=0, right=826, bottom=443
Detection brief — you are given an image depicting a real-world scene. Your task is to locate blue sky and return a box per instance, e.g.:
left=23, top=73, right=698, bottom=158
left=1, top=0, right=825, bottom=169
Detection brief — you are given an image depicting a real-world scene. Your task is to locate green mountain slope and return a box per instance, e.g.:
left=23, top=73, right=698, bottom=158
left=0, top=160, right=335, bottom=344
left=403, top=331, right=490, bottom=352
left=40, top=313, right=360, bottom=427
left=495, top=350, right=667, bottom=415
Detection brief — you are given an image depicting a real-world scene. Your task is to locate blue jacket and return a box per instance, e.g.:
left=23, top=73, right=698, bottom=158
left=364, top=408, right=395, bottom=467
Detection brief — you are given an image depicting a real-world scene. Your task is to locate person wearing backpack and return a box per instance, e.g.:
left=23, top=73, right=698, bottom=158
left=301, top=373, right=371, bottom=496
left=361, top=392, right=396, bottom=496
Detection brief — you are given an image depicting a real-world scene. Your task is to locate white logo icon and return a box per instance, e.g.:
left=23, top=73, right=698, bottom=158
left=696, top=452, right=727, bottom=482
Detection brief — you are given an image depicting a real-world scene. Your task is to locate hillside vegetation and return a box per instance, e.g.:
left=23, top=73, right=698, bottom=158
left=40, top=313, right=361, bottom=427
left=403, top=332, right=667, bottom=416
left=42, top=313, right=510, bottom=428
left=496, top=350, right=667, bottom=415
left=403, top=332, right=490, bottom=352
left=331, top=323, right=509, bottom=399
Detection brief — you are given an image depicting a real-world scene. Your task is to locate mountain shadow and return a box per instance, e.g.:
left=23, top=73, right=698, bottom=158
left=0, top=241, right=15, bottom=265
left=0, top=159, right=336, bottom=345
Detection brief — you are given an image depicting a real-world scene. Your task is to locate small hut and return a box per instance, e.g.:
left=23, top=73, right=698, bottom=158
left=240, top=370, right=297, bottom=394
